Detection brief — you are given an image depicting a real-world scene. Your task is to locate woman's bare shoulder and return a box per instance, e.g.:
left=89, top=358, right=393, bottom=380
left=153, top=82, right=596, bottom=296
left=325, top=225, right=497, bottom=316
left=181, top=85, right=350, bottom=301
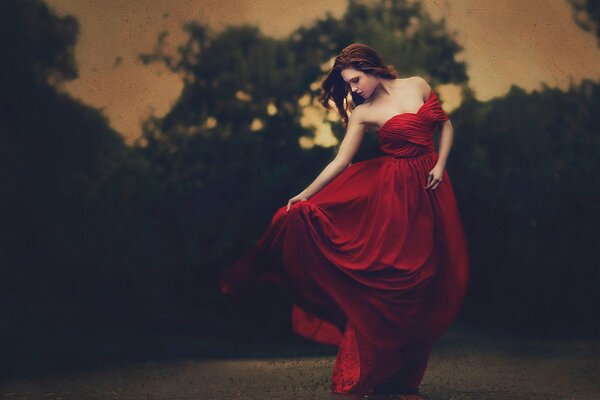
left=349, top=103, right=369, bottom=122
left=349, top=103, right=379, bottom=131
left=406, top=76, right=433, bottom=97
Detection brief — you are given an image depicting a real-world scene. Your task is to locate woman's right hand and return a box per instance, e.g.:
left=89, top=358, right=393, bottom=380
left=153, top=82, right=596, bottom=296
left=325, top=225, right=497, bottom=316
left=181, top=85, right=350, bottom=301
left=286, top=193, right=309, bottom=212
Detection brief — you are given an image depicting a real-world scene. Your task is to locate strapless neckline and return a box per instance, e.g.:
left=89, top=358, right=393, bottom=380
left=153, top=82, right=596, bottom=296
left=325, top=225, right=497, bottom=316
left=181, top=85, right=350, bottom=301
left=377, top=90, right=435, bottom=132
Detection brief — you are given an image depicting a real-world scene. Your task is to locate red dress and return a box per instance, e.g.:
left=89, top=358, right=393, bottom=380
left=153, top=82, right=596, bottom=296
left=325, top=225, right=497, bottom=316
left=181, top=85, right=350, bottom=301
left=217, top=89, right=470, bottom=395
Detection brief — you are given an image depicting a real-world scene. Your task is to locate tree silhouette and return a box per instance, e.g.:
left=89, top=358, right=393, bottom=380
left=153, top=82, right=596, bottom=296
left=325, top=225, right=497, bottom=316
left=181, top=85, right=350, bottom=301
left=450, top=79, right=600, bottom=337
left=134, top=0, right=600, bottom=339
left=0, top=0, right=171, bottom=350
left=134, top=0, right=469, bottom=336
left=567, top=0, right=600, bottom=45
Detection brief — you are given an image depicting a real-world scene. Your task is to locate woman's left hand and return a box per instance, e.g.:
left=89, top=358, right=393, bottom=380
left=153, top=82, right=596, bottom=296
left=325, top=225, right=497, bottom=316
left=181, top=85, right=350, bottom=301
left=425, top=164, right=444, bottom=190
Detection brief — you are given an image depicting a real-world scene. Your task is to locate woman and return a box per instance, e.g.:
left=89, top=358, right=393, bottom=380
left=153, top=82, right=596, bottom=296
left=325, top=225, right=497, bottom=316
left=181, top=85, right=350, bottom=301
left=218, top=43, right=470, bottom=399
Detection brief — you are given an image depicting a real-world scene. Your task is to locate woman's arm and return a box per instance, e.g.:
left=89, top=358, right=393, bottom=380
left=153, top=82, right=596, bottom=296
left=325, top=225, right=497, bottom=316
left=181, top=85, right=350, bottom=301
left=436, top=119, right=453, bottom=169
left=287, top=110, right=366, bottom=210
left=425, top=119, right=454, bottom=190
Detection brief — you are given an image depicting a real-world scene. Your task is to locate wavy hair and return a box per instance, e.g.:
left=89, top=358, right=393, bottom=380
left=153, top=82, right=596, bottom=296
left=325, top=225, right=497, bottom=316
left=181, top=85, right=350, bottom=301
left=318, top=43, right=399, bottom=128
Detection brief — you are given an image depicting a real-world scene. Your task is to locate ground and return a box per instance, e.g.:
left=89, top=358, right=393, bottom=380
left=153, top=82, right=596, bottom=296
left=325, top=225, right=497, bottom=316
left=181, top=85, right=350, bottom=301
left=1, top=322, right=599, bottom=399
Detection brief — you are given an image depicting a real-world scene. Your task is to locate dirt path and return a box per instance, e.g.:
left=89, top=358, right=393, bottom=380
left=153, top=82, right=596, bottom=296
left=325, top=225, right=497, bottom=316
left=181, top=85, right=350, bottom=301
left=2, top=323, right=599, bottom=399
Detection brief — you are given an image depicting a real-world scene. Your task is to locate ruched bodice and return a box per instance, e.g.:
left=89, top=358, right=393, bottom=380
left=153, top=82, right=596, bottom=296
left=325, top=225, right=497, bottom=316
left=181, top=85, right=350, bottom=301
left=377, top=90, right=449, bottom=158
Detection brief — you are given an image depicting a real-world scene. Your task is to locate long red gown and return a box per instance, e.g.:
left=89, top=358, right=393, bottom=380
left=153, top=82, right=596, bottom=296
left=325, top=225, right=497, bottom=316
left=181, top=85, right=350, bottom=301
left=217, top=89, right=470, bottom=395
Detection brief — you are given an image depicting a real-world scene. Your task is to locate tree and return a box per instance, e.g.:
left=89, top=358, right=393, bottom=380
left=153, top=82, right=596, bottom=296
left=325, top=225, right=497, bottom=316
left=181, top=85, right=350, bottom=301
left=134, top=0, right=469, bottom=334
left=567, top=0, right=600, bottom=45
left=0, top=0, right=169, bottom=336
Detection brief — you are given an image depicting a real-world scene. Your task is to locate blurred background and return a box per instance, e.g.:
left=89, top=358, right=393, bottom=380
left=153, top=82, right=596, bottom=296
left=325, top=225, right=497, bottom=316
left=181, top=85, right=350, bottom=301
left=1, top=0, right=599, bottom=389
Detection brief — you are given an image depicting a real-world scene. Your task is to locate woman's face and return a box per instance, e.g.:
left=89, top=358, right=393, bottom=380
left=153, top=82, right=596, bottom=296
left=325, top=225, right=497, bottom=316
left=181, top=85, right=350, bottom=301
left=340, top=67, right=377, bottom=99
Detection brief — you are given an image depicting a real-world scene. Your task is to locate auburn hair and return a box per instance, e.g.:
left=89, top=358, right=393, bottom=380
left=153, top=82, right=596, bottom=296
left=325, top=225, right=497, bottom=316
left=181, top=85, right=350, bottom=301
left=318, top=43, right=399, bottom=128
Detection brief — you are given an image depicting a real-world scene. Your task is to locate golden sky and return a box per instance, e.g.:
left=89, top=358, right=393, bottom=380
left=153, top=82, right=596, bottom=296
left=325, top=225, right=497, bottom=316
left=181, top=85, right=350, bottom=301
left=45, top=0, right=600, bottom=144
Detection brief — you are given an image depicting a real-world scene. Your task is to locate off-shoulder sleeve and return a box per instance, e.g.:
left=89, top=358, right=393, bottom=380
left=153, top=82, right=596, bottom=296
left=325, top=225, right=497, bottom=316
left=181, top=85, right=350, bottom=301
left=430, top=91, right=449, bottom=123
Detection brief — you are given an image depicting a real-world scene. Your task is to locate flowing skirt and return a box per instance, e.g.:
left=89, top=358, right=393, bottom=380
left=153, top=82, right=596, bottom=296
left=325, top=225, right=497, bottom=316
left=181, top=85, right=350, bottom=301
left=218, top=150, right=469, bottom=394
